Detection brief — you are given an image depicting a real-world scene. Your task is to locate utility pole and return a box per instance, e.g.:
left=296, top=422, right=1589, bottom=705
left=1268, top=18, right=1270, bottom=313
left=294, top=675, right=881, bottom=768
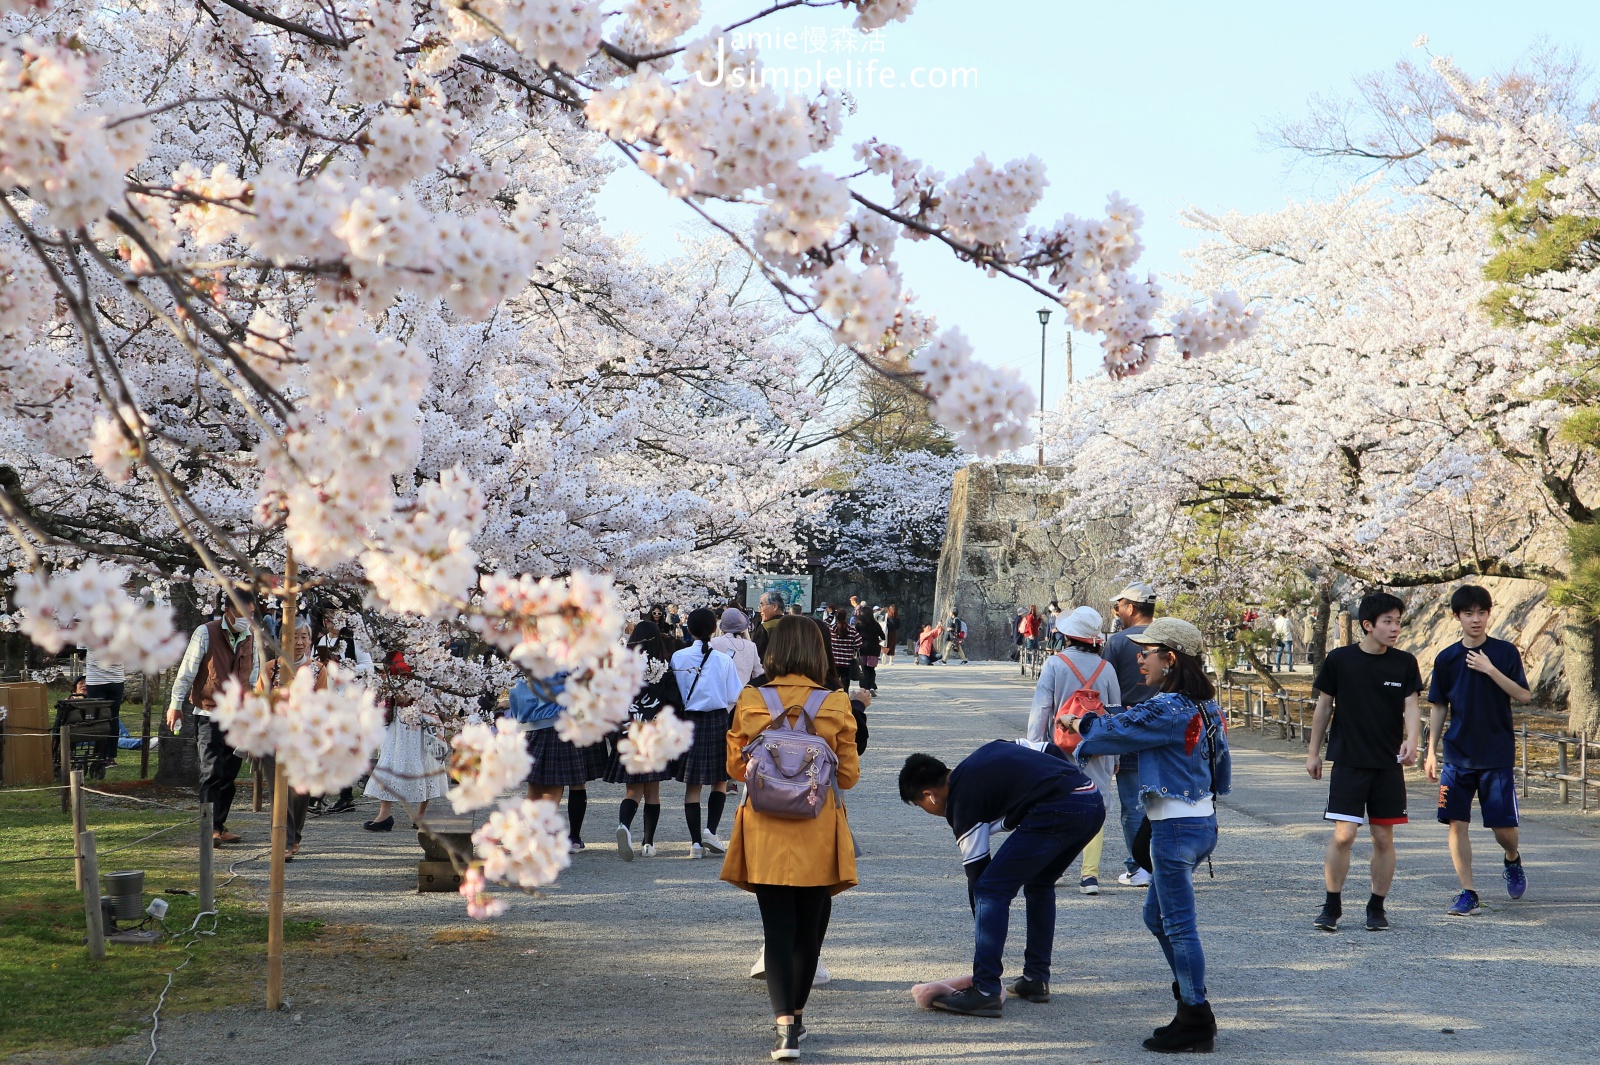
left=1036, top=308, right=1051, bottom=466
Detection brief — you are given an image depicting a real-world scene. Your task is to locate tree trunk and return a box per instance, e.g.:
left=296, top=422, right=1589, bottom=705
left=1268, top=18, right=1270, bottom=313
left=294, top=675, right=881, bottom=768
left=1563, top=612, right=1600, bottom=735
left=1243, top=646, right=1285, bottom=694
left=1310, top=580, right=1333, bottom=670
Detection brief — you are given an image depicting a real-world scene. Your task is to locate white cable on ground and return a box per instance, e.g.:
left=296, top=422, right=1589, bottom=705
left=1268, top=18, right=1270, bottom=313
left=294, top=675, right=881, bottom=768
left=144, top=848, right=267, bottom=1065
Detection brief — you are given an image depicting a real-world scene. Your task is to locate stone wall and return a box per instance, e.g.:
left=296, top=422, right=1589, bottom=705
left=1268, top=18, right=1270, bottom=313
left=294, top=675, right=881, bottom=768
left=932, top=463, right=1127, bottom=660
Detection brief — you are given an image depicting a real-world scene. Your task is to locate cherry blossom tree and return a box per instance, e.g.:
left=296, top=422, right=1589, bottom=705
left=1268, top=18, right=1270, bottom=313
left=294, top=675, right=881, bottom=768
left=0, top=0, right=1256, bottom=911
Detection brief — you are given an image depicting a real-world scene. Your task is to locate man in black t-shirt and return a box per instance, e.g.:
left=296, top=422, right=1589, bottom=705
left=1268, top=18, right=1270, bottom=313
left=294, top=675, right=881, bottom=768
left=900, top=741, right=1105, bottom=1016
left=1304, top=592, right=1423, bottom=933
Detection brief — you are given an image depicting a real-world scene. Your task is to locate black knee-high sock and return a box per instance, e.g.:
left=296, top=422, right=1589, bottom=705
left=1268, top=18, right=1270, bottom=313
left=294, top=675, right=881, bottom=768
left=643, top=803, right=661, bottom=844
left=567, top=789, right=587, bottom=842
left=619, top=798, right=639, bottom=830
left=685, top=801, right=702, bottom=843
left=707, top=790, right=727, bottom=835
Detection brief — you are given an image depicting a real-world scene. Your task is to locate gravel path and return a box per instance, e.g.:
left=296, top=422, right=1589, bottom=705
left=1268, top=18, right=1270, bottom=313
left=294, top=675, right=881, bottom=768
left=97, top=662, right=1600, bottom=1064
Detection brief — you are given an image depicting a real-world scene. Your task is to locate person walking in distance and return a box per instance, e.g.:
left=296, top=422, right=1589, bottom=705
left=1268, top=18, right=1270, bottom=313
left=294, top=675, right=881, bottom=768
left=1103, top=582, right=1158, bottom=886
left=853, top=604, right=885, bottom=692
left=723, top=617, right=859, bottom=1061
left=941, top=609, right=969, bottom=664
left=1070, top=617, right=1231, bottom=1054
left=711, top=608, right=763, bottom=687
left=899, top=740, right=1105, bottom=1018
left=1424, top=585, right=1534, bottom=916
left=883, top=605, right=902, bottom=664
left=1273, top=613, right=1295, bottom=672
left=166, top=590, right=261, bottom=846
left=828, top=606, right=863, bottom=688
left=1027, top=606, right=1122, bottom=894
left=671, top=607, right=743, bottom=857
left=609, top=621, right=679, bottom=860
left=1305, top=591, right=1423, bottom=932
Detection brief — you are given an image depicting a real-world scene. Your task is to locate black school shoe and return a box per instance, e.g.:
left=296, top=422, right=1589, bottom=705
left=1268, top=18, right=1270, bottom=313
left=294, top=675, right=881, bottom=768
left=1009, top=977, right=1050, bottom=1003
left=1365, top=908, right=1389, bottom=932
left=1313, top=905, right=1340, bottom=932
left=362, top=816, right=394, bottom=832
left=930, top=986, right=1003, bottom=1018
left=771, top=1022, right=800, bottom=1060
left=1142, top=1001, right=1216, bottom=1053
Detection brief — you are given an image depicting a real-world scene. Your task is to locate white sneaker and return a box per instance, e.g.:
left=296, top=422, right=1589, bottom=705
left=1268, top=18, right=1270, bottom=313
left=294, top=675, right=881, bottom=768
left=641, top=843, right=656, bottom=857
left=1117, top=868, right=1152, bottom=887
left=750, top=948, right=766, bottom=979
left=812, top=961, right=830, bottom=986
left=701, top=831, right=727, bottom=854
left=690, top=843, right=704, bottom=859
left=616, top=824, right=634, bottom=862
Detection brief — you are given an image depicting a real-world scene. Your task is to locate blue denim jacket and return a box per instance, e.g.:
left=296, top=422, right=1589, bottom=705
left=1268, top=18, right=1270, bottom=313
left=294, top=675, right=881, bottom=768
left=505, top=675, right=566, bottom=730
left=1077, top=692, right=1231, bottom=804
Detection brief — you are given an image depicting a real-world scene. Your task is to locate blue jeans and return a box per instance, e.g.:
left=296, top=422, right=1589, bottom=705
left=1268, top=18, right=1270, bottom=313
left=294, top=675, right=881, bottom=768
left=972, top=792, right=1106, bottom=996
left=1143, top=816, right=1218, bottom=1006
left=1118, top=754, right=1144, bottom=873
left=1274, top=639, right=1293, bottom=671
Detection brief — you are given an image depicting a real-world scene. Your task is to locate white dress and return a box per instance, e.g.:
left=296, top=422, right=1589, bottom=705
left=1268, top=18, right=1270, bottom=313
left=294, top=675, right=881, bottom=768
left=363, top=714, right=449, bottom=804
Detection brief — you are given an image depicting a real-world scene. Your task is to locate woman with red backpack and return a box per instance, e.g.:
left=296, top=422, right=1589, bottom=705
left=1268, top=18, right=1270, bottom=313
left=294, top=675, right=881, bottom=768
left=1026, top=605, right=1122, bottom=895
left=722, top=615, right=860, bottom=1062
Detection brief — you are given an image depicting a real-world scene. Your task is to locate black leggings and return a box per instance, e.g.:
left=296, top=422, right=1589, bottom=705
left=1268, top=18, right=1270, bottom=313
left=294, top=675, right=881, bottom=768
left=754, top=884, right=832, bottom=1017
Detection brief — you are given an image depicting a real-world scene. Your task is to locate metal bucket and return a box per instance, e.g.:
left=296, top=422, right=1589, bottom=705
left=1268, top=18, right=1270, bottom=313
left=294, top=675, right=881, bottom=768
left=102, top=869, right=145, bottom=922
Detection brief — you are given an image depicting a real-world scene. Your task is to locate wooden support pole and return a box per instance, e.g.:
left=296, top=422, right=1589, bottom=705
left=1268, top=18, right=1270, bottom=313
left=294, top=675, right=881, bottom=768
left=59, top=723, right=72, bottom=813
left=252, top=758, right=265, bottom=813
left=70, top=770, right=86, bottom=891
left=79, top=830, right=105, bottom=961
left=199, top=801, right=215, bottom=914
left=266, top=551, right=296, bottom=1012
left=139, top=673, right=153, bottom=780
left=1582, top=730, right=1589, bottom=813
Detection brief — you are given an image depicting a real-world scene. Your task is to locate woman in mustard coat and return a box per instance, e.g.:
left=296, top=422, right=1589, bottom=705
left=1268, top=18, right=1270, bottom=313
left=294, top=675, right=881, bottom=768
left=722, top=616, right=859, bottom=1061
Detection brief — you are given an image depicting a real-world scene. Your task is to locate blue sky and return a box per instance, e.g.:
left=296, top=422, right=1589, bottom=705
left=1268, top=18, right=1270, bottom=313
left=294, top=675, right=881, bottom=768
left=594, top=1, right=1600, bottom=410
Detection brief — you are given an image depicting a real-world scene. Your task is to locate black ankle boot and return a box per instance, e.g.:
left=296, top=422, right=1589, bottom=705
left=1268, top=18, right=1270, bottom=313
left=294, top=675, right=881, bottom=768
left=1142, top=1000, right=1215, bottom=1053
left=1152, top=983, right=1183, bottom=1037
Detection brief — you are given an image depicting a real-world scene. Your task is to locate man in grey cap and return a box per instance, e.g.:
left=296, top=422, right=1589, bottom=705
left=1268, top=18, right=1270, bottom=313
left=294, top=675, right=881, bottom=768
left=1104, top=582, right=1158, bottom=887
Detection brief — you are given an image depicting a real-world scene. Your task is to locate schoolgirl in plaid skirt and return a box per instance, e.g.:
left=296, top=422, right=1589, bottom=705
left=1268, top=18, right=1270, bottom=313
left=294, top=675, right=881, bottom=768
left=669, top=608, right=744, bottom=858
left=607, top=621, right=677, bottom=860
left=506, top=675, right=593, bottom=852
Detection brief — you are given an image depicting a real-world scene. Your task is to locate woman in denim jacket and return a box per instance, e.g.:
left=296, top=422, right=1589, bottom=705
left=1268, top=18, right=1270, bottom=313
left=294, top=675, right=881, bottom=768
left=1070, top=617, right=1230, bottom=1055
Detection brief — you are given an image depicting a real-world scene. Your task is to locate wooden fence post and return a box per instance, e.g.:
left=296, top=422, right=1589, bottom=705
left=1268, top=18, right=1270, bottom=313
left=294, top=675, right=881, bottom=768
left=267, top=551, right=296, bottom=1012
left=1581, top=730, right=1589, bottom=813
left=1560, top=739, right=1571, bottom=804
left=79, top=830, right=105, bottom=961
left=70, top=770, right=86, bottom=891
left=59, top=723, right=72, bottom=813
left=199, top=801, right=215, bottom=914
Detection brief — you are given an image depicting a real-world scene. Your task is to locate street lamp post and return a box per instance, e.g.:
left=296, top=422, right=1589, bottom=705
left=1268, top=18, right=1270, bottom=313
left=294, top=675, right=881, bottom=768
left=1036, top=308, right=1051, bottom=466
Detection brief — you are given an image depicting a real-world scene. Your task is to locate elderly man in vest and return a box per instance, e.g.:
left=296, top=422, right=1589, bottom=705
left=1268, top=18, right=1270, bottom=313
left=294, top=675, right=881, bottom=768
left=165, top=591, right=261, bottom=844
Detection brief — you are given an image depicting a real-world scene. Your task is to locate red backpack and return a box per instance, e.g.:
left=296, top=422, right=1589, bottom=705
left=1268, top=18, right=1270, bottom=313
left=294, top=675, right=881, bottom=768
left=1052, top=654, right=1107, bottom=753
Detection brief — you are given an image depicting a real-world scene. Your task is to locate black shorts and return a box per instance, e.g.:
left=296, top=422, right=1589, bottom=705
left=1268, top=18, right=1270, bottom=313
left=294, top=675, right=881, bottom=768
left=1324, top=763, right=1408, bottom=826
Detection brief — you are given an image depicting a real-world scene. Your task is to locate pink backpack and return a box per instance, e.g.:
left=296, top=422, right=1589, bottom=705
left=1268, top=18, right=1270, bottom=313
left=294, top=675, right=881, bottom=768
left=744, top=689, right=837, bottom=819
left=1052, top=654, right=1107, bottom=753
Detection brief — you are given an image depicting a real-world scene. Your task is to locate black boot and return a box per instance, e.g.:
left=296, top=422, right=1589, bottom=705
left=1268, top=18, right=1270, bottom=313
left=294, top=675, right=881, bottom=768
left=1153, top=982, right=1182, bottom=1037
left=1142, top=1000, right=1215, bottom=1053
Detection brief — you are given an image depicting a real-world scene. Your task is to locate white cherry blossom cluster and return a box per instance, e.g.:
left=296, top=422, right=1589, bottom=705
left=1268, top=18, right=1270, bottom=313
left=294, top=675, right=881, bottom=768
left=615, top=705, right=694, bottom=774
left=814, top=263, right=901, bottom=349
left=941, top=154, right=1048, bottom=250
left=447, top=718, right=533, bottom=813
left=554, top=645, right=646, bottom=746
left=757, top=166, right=851, bottom=259
left=473, top=796, right=572, bottom=889
left=0, top=38, right=145, bottom=229
left=1168, top=291, right=1257, bottom=361
left=459, top=866, right=507, bottom=920
left=911, top=329, right=1033, bottom=456
left=12, top=563, right=186, bottom=672
left=343, top=0, right=413, bottom=104
left=450, top=0, right=603, bottom=72
left=627, top=0, right=701, bottom=45
left=210, top=664, right=386, bottom=792
left=851, top=0, right=917, bottom=31
left=363, top=469, right=486, bottom=618
left=470, top=571, right=625, bottom=676
left=364, top=99, right=455, bottom=186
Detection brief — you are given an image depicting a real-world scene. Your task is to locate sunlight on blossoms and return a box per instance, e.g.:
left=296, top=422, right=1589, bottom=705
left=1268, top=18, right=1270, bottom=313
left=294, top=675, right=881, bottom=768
left=13, top=564, right=185, bottom=672
left=616, top=706, right=694, bottom=774
left=447, top=718, right=534, bottom=813
left=472, top=797, right=572, bottom=911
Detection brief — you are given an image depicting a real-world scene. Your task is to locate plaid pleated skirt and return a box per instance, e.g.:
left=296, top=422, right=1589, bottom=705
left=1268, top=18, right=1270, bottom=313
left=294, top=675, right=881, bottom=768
left=526, top=725, right=593, bottom=787
left=671, top=707, right=731, bottom=785
left=603, top=725, right=673, bottom=785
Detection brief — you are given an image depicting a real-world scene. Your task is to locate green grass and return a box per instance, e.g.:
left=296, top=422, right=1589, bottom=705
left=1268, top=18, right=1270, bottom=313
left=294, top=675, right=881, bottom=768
left=0, top=786, right=321, bottom=1055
